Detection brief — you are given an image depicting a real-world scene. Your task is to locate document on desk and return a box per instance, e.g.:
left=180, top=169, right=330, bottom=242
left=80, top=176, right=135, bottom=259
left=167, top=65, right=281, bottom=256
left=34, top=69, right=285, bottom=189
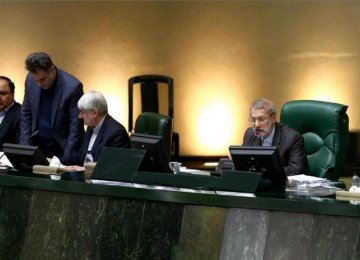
left=288, top=174, right=326, bottom=183
left=287, top=174, right=344, bottom=196
left=0, top=152, right=13, bottom=168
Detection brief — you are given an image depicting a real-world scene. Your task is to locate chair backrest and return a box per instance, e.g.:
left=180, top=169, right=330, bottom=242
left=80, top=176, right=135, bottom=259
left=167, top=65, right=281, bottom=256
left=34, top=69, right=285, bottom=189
left=134, top=112, right=173, bottom=157
left=280, top=100, right=349, bottom=180
left=128, top=75, right=173, bottom=133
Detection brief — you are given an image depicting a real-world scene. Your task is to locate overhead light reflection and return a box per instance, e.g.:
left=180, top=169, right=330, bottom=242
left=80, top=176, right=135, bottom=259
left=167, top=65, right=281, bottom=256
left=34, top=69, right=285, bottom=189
left=197, top=102, right=233, bottom=154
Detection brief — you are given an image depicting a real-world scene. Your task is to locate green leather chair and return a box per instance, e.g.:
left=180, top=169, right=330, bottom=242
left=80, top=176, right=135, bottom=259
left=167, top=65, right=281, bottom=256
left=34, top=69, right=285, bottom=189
left=134, top=112, right=173, bottom=157
left=280, top=100, right=349, bottom=181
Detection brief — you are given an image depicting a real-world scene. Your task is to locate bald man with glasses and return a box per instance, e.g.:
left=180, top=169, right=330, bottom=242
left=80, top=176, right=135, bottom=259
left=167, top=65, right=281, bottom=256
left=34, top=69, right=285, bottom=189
left=243, top=98, right=309, bottom=176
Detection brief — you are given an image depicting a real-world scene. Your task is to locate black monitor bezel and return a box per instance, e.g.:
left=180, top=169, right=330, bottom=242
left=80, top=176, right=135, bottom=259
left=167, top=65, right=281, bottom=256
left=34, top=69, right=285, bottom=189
left=3, top=143, right=49, bottom=172
left=229, top=145, right=287, bottom=188
left=130, top=133, right=172, bottom=174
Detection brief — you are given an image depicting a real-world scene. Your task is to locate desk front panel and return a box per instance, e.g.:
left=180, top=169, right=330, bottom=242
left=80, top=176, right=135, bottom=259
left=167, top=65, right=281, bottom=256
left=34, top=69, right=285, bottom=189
left=0, top=173, right=359, bottom=259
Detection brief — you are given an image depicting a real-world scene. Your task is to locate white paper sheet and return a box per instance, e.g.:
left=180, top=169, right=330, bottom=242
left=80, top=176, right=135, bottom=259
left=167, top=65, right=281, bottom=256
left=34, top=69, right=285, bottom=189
left=288, top=174, right=326, bottom=183
left=0, top=152, right=13, bottom=168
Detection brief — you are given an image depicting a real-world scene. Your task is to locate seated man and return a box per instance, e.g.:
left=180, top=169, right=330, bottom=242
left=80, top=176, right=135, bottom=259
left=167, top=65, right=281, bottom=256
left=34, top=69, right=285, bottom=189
left=75, top=90, right=130, bottom=165
left=243, top=98, right=309, bottom=176
left=0, top=76, right=21, bottom=148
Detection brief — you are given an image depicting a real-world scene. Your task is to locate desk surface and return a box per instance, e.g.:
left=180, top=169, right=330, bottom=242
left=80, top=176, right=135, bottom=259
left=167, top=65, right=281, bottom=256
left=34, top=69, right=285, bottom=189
left=0, top=171, right=359, bottom=217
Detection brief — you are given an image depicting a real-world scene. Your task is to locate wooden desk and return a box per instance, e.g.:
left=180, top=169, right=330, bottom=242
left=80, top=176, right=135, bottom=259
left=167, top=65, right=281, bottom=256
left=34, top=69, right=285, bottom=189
left=0, top=172, right=359, bottom=259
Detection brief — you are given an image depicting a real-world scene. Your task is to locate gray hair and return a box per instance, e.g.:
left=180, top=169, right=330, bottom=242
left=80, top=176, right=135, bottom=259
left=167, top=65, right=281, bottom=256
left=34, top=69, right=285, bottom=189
left=250, top=98, right=276, bottom=116
left=78, top=91, right=108, bottom=117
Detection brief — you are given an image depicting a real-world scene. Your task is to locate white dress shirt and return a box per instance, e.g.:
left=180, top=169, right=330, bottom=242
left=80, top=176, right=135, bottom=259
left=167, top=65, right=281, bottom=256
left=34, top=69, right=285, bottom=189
left=87, top=116, right=105, bottom=151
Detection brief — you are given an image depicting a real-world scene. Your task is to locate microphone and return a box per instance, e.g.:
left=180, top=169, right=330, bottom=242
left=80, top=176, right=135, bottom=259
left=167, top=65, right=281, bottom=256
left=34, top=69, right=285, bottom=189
left=250, top=130, right=259, bottom=145
left=29, top=130, right=39, bottom=138
left=24, top=130, right=39, bottom=143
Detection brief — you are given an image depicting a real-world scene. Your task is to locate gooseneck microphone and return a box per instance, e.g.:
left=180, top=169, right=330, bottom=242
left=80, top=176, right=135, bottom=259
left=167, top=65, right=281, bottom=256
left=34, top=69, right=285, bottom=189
left=24, top=130, right=39, bottom=143
left=250, top=130, right=259, bottom=145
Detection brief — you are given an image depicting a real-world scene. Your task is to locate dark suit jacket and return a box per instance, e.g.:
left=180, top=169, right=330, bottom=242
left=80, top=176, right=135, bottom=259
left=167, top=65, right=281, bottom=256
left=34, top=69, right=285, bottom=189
left=0, top=101, right=21, bottom=149
left=243, top=122, right=309, bottom=176
left=77, top=114, right=130, bottom=164
left=20, top=68, right=84, bottom=164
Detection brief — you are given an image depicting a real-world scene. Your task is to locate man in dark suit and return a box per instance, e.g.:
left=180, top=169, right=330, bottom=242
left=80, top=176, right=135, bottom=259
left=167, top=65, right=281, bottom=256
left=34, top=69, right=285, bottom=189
left=20, top=52, right=84, bottom=164
left=76, top=90, right=130, bottom=164
left=0, top=76, right=21, bottom=148
left=243, top=98, right=309, bottom=176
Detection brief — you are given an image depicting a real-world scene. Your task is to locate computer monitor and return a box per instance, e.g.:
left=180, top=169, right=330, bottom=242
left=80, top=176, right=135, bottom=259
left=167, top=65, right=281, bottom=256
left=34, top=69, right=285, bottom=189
left=130, top=133, right=172, bottom=174
left=3, top=143, right=49, bottom=172
left=229, top=146, right=287, bottom=188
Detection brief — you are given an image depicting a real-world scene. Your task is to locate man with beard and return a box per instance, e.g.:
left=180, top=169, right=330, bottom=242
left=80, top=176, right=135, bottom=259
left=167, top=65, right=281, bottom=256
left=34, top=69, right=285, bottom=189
left=243, top=98, right=309, bottom=176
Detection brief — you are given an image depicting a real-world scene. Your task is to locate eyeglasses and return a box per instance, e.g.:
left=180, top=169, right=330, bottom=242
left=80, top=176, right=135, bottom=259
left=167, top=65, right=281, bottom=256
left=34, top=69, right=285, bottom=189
left=248, top=116, right=271, bottom=124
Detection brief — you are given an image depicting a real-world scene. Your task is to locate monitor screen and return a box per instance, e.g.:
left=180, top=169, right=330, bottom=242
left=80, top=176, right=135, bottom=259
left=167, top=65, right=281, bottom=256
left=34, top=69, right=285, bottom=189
left=229, top=146, right=287, bottom=189
left=130, top=133, right=172, bottom=174
left=3, top=143, right=49, bottom=172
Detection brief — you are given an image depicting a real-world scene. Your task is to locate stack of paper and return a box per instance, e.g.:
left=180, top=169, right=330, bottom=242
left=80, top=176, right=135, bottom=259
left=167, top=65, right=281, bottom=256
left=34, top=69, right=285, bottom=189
left=288, top=174, right=327, bottom=183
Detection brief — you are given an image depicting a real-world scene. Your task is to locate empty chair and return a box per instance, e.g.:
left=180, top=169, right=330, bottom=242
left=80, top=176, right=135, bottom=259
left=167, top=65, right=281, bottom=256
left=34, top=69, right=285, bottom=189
left=280, top=100, right=349, bottom=181
left=128, top=75, right=179, bottom=158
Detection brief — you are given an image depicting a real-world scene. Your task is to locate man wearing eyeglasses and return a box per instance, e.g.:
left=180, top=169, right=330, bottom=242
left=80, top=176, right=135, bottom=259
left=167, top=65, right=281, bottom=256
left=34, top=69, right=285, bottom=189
left=20, top=52, right=84, bottom=165
left=243, top=98, right=308, bottom=176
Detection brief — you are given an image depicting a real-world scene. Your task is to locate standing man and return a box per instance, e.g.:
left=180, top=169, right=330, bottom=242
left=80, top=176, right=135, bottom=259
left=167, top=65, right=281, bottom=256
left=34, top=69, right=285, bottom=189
left=243, top=98, right=309, bottom=176
left=0, top=76, right=21, bottom=148
left=20, top=52, right=84, bottom=164
left=75, top=90, right=130, bottom=164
